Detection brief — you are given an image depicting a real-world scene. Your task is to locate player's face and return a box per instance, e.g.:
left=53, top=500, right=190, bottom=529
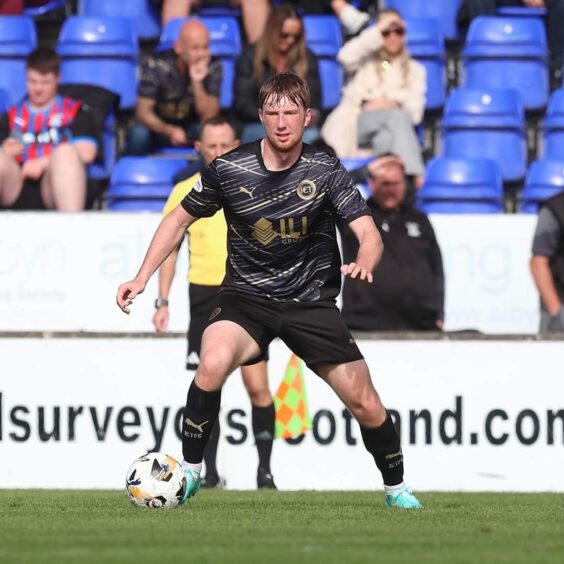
left=195, top=124, right=240, bottom=166
left=371, top=164, right=406, bottom=210
left=26, top=69, right=59, bottom=108
left=259, top=96, right=311, bottom=153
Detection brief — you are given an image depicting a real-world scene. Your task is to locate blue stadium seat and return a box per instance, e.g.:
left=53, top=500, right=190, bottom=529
left=340, top=156, right=373, bottom=198
left=303, top=15, right=343, bottom=110
left=384, top=0, right=461, bottom=40
left=77, top=0, right=161, bottom=41
left=57, top=17, right=139, bottom=109
left=418, top=157, right=504, bottom=214
left=106, top=157, right=187, bottom=212
left=0, top=89, right=9, bottom=114
left=158, top=17, right=241, bottom=109
left=0, top=16, right=37, bottom=105
left=87, top=111, right=116, bottom=181
left=462, top=16, right=548, bottom=111
left=496, top=6, right=547, bottom=18
left=520, top=159, right=564, bottom=214
left=24, top=0, right=66, bottom=17
left=543, top=89, right=564, bottom=160
left=441, top=88, right=527, bottom=182
left=405, top=18, right=445, bottom=111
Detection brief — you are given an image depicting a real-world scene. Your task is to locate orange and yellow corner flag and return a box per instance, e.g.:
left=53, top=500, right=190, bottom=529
left=274, top=353, right=312, bottom=439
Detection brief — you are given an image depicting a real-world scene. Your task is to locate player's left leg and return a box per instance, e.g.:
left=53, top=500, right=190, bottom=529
left=315, top=359, right=422, bottom=509
left=241, top=361, right=277, bottom=489
left=41, top=144, right=87, bottom=211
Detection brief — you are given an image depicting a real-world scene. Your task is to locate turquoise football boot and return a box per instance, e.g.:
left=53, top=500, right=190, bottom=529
left=385, top=486, right=423, bottom=509
left=179, top=467, right=201, bottom=506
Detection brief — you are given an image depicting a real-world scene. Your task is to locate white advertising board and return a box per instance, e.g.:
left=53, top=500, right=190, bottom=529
left=0, top=213, right=540, bottom=334
left=1, top=337, right=562, bottom=491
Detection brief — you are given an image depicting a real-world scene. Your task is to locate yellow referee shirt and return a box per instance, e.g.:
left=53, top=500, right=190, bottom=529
left=163, top=172, right=227, bottom=286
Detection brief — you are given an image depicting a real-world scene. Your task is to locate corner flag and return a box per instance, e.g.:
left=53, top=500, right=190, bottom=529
left=274, top=354, right=312, bottom=439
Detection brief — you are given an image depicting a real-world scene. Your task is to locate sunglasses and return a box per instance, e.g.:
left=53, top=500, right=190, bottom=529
left=280, top=31, right=302, bottom=40
left=382, top=28, right=406, bottom=38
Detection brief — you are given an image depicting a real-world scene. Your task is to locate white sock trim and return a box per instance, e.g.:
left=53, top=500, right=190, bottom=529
left=384, top=481, right=405, bottom=495
left=182, top=460, right=202, bottom=475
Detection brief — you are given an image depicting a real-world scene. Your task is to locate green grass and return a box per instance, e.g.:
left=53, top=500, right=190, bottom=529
left=0, top=491, right=563, bottom=564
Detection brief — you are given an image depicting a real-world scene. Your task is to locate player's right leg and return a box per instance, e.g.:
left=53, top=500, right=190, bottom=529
left=180, top=320, right=261, bottom=504
left=0, top=151, right=23, bottom=208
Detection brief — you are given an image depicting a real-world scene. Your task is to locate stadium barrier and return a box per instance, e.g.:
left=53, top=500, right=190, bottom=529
left=1, top=212, right=539, bottom=334
left=1, top=333, right=563, bottom=492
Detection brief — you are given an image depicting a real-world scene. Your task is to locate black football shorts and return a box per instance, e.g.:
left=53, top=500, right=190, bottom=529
left=206, top=290, right=364, bottom=369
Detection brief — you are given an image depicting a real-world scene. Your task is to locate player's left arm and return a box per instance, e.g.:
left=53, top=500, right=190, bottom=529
left=341, top=214, right=383, bottom=283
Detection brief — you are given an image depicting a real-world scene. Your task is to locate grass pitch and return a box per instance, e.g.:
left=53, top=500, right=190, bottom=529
left=0, top=491, right=563, bottom=564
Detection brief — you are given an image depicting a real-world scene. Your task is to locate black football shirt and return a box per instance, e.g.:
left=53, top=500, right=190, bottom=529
left=181, top=141, right=370, bottom=302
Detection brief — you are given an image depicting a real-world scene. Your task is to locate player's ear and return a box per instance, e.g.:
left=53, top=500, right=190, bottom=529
left=258, top=108, right=264, bottom=124
left=304, top=108, right=312, bottom=128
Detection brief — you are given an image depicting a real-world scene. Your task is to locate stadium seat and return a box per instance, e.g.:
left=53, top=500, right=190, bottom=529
left=0, top=89, right=9, bottom=114
left=405, top=18, right=445, bottom=111
left=158, top=17, right=241, bottom=109
left=57, top=17, right=139, bottom=110
left=0, top=16, right=37, bottom=105
left=441, top=88, right=527, bottom=182
left=340, top=156, right=373, bottom=198
left=418, top=157, right=504, bottom=214
left=106, top=157, right=187, bottom=212
left=77, top=0, right=161, bottom=41
left=520, top=159, right=564, bottom=214
left=24, top=0, right=66, bottom=17
left=543, top=89, right=564, bottom=160
left=384, top=0, right=462, bottom=40
left=496, top=6, right=547, bottom=18
left=462, top=16, right=548, bottom=111
left=303, top=15, right=343, bottom=110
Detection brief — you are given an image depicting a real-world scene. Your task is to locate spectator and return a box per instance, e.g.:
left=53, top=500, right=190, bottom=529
left=331, top=0, right=372, bottom=37
left=321, top=9, right=426, bottom=181
left=159, top=0, right=270, bottom=45
left=341, top=157, right=444, bottom=331
left=125, top=20, right=222, bottom=155
left=0, top=47, right=98, bottom=211
left=233, top=3, right=322, bottom=144
left=530, top=191, right=564, bottom=332
left=0, top=0, right=23, bottom=14
left=458, top=0, right=564, bottom=87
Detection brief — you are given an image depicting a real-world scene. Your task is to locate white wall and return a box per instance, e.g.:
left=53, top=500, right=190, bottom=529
left=1, top=336, right=562, bottom=491
left=0, top=212, right=540, bottom=334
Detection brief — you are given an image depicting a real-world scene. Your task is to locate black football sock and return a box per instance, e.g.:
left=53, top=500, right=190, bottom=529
left=252, top=403, right=275, bottom=473
left=203, top=419, right=220, bottom=477
left=182, top=380, right=222, bottom=464
left=360, top=412, right=404, bottom=487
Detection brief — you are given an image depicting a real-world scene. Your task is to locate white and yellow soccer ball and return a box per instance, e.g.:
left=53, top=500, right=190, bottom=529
left=125, top=452, right=187, bottom=509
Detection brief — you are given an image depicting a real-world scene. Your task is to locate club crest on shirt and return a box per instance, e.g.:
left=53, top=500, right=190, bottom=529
left=405, top=222, right=422, bottom=238
left=296, top=180, right=317, bottom=201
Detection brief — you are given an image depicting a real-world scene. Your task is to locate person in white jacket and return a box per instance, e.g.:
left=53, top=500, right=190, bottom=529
left=322, top=9, right=426, bottom=179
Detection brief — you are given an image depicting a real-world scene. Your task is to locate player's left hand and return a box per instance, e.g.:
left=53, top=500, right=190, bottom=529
left=116, top=279, right=146, bottom=314
left=341, top=263, right=373, bottom=283
left=21, top=156, right=49, bottom=180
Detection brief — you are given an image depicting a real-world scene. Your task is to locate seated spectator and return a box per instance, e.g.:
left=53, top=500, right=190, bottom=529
left=125, top=20, right=222, bottom=155
left=0, top=47, right=98, bottom=211
left=458, top=1, right=564, bottom=88
left=233, top=3, right=322, bottom=144
left=530, top=191, right=564, bottom=332
left=321, top=9, right=426, bottom=180
left=158, top=0, right=270, bottom=45
left=341, top=157, right=444, bottom=331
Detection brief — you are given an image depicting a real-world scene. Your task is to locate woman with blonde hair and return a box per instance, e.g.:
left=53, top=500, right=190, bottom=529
left=322, top=9, right=426, bottom=178
left=233, top=3, right=321, bottom=143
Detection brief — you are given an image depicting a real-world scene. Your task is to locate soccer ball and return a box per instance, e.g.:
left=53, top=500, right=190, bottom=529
left=125, top=452, right=186, bottom=509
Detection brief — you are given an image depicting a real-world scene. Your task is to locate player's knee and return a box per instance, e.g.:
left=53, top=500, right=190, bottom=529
left=350, top=397, right=384, bottom=427
left=197, top=352, right=231, bottom=383
left=51, top=143, right=80, bottom=165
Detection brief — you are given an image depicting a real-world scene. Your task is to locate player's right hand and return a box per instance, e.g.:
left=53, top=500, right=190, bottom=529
left=152, top=307, right=169, bottom=334
left=2, top=137, right=24, bottom=157
left=116, top=279, right=145, bottom=314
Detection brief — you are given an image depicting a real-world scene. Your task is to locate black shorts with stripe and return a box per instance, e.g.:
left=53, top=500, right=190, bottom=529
left=207, top=290, right=364, bottom=370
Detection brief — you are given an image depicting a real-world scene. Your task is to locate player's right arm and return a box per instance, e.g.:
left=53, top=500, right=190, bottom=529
left=152, top=246, right=179, bottom=333
left=116, top=205, right=197, bottom=314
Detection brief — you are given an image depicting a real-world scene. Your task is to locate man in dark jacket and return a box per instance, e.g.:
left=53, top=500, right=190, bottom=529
left=341, top=156, right=445, bottom=331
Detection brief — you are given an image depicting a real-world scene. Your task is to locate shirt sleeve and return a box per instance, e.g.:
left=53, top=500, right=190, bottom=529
left=138, top=53, right=160, bottom=99
left=181, top=160, right=223, bottom=218
left=327, top=160, right=371, bottom=223
left=532, top=207, right=561, bottom=257
left=69, top=105, right=98, bottom=147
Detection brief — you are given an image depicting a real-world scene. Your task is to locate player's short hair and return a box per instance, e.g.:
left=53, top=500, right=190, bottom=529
left=199, top=114, right=239, bottom=140
left=259, top=72, right=310, bottom=110
left=26, top=47, right=60, bottom=75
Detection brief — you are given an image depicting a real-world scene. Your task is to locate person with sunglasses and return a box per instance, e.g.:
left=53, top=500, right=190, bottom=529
left=321, top=9, right=426, bottom=184
left=233, top=3, right=322, bottom=144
